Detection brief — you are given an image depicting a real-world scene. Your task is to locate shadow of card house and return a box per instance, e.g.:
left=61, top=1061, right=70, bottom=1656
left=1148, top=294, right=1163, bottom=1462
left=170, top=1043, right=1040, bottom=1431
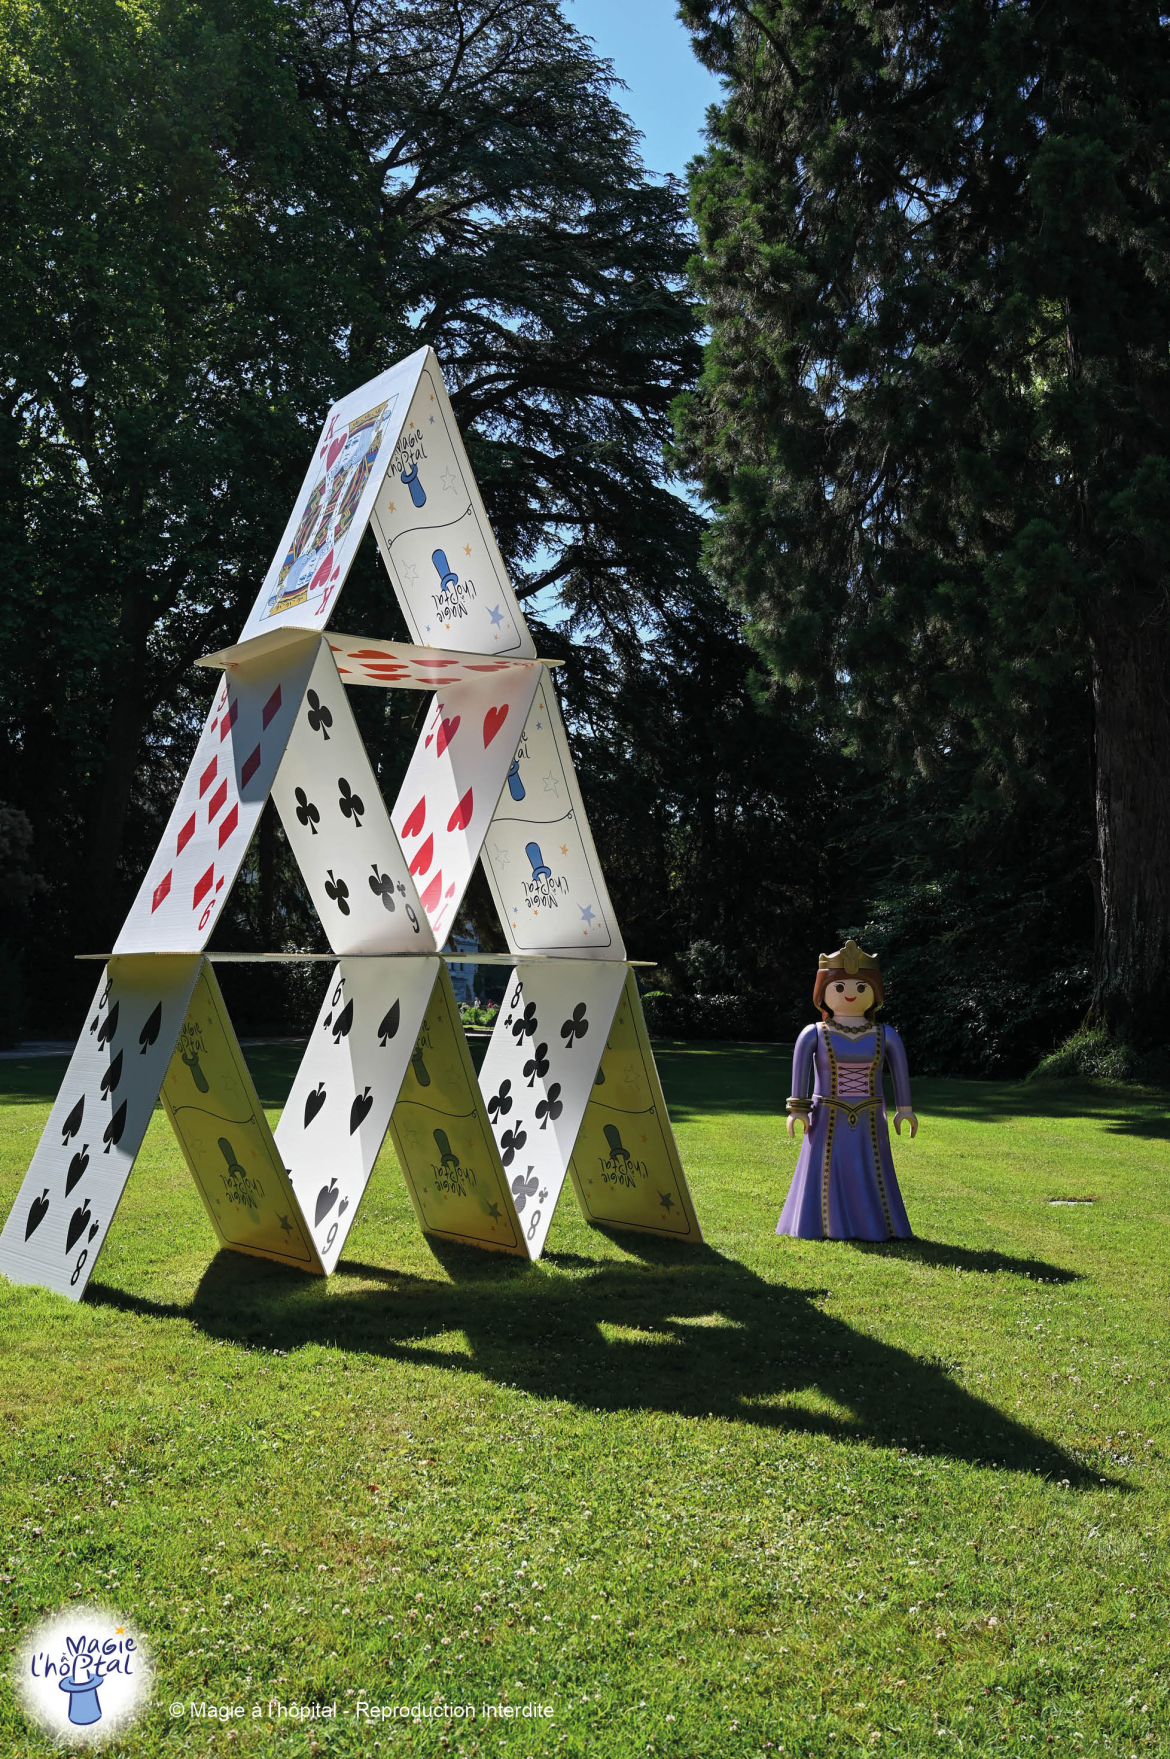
left=85, top=1239, right=1098, bottom=1486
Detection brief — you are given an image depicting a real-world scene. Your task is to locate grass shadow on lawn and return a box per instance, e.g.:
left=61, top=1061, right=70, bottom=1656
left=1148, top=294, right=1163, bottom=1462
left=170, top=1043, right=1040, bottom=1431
left=84, top=1235, right=1099, bottom=1488
left=917, top=1074, right=1170, bottom=1140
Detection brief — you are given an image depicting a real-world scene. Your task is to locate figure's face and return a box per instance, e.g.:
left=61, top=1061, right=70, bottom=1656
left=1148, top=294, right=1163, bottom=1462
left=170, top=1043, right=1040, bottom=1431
left=827, top=978, right=871, bottom=1017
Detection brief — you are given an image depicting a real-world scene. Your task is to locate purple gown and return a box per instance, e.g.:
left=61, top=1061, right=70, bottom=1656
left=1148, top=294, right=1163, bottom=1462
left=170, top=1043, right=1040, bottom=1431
left=777, top=1020, right=913, bottom=1240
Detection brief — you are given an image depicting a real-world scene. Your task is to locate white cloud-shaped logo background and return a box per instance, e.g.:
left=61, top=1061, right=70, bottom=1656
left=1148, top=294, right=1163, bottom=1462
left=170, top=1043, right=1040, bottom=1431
left=13, top=1604, right=152, bottom=1746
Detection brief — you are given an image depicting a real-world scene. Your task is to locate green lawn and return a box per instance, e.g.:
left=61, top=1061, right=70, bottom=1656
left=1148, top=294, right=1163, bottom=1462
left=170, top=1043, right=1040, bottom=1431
left=0, top=1043, right=1167, bottom=1757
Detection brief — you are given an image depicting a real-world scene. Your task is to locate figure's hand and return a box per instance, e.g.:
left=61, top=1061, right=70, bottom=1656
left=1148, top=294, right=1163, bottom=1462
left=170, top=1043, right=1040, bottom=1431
left=786, top=1112, right=811, bottom=1139
left=893, top=1108, right=918, bottom=1138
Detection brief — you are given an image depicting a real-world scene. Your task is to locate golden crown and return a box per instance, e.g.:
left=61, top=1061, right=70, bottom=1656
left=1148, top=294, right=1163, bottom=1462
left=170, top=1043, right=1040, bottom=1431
left=818, top=937, right=880, bottom=976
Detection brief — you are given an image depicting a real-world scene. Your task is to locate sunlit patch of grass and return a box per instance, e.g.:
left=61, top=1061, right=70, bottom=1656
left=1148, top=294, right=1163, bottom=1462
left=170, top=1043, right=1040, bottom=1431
left=0, top=1045, right=1167, bottom=1755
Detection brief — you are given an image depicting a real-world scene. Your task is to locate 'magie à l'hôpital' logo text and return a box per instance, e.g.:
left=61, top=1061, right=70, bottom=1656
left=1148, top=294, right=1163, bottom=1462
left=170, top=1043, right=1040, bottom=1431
left=16, top=1606, right=151, bottom=1745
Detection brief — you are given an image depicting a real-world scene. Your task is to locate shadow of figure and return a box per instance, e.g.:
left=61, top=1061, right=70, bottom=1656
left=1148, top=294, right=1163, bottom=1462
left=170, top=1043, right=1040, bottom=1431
left=86, top=1235, right=1101, bottom=1486
left=844, top=1236, right=1082, bottom=1283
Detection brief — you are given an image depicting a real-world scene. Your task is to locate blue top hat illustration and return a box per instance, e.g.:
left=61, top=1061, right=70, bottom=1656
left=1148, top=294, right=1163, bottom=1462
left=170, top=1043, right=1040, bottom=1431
left=603, top=1123, right=632, bottom=1166
left=525, top=841, right=552, bottom=881
left=507, top=757, right=526, bottom=801
left=59, top=1664, right=105, bottom=1726
left=400, top=463, right=426, bottom=507
left=431, top=548, right=458, bottom=593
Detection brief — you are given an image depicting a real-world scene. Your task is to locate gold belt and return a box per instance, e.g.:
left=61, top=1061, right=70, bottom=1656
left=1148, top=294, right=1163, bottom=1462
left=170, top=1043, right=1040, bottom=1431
left=818, top=1095, right=881, bottom=1129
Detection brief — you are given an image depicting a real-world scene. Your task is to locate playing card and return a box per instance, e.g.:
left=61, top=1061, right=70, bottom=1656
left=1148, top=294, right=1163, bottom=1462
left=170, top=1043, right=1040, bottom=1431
left=0, top=955, right=202, bottom=1299
left=386, top=963, right=525, bottom=1254
left=477, top=959, right=626, bottom=1257
left=237, top=350, right=429, bottom=643
left=271, top=639, right=436, bottom=953
left=567, top=971, right=702, bottom=1241
left=327, top=634, right=542, bottom=691
left=368, top=360, right=536, bottom=658
left=114, top=637, right=319, bottom=952
left=274, top=955, right=439, bottom=1271
left=390, top=665, right=542, bottom=944
left=160, top=961, right=321, bottom=1272
left=481, top=673, right=625, bottom=958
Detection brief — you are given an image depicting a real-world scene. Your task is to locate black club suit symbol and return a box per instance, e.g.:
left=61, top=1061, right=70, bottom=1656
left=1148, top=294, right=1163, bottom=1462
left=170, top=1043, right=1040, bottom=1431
left=510, top=1002, right=538, bottom=1044
left=488, top=1079, right=513, bottom=1123
left=338, top=777, right=365, bottom=827
left=523, top=1042, right=549, bottom=1087
left=324, top=870, right=350, bottom=915
left=536, top=1082, right=563, bottom=1130
left=561, top=1002, right=589, bottom=1049
left=511, top=1171, right=538, bottom=1213
left=369, top=866, right=398, bottom=911
left=295, top=787, right=320, bottom=835
left=500, top=1123, right=528, bottom=1167
left=306, top=689, right=333, bottom=739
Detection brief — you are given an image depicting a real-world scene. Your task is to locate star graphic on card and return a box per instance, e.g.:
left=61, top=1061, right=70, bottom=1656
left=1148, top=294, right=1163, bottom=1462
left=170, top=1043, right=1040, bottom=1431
left=463, top=544, right=472, bottom=556
left=486, top=1200, right=501, bottom=1219
left=542, top=770, right=560, bottom=796
left=278, top=1213, right=293, bottom=1236
left=402, top=561, right=419, bottom=587
left=493, top=845, right=511, bottom=868
left=659, top=1191, right=674, bottom=1211
left=579, top=904, right=596, bottom=925
left=440, top=466, right=457, bottom=493
left=560, top=844, right=569, bottom=855
left=488, top=605, right=504, bottom=627
left=429, top=414, right=435, bottom=424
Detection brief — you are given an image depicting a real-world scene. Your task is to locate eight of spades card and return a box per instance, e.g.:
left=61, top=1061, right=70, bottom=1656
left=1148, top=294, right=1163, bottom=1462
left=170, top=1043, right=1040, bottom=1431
left=238, top=349, right=429, bottom=644
left=369, top=363, right=535, bottom=659
left=274, top=956, right=440, bottom=1272
left=481, top=676, right=623, bottom=959
left=568, top=971, right=702, bottom=1242
left=0, top=955, right=203, bottom=1299
left=391, top=665, right=542, bottom=944
left=271, top=640, right=435, bottom=954
left=115, top=638, right=319, bottom=953
left=477, top=960, right=627, bottom=1258
left=161, top=963, right=319, bottom=1271
left=387, top=964, right=524, bottom=1254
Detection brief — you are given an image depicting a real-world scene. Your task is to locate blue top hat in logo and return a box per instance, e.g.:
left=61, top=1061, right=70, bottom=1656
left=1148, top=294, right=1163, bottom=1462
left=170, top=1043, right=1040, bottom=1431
left=525, top=841, right=552, bottom=881
left=507, top=757, right=525, bottom=801
left=431, top=548, right=458, bottom=593
left=400, top=463, right=426, bottom=507
left=59, top=1662, right=105, bottom=1726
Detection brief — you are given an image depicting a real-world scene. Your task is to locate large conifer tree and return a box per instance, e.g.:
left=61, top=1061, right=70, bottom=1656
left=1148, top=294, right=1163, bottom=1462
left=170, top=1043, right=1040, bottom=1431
left=677, top=0, right=1170, bottom=1040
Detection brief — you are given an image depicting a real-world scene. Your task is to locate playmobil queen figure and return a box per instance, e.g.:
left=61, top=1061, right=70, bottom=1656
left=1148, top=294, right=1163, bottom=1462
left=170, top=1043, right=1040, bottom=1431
left=778, top=939, right=916, bottom=1240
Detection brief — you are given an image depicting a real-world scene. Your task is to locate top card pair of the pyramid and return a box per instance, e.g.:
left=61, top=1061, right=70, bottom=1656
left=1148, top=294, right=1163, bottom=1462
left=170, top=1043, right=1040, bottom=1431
left=236, top=346, right=534, bottom=662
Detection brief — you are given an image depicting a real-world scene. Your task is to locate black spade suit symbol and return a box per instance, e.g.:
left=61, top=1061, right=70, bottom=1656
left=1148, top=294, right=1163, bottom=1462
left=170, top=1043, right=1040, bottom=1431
left=349, top=1087, right=373, bottom=1134
left=88, top=1220, right=100, bottom=1241
left=315, top=1179, right=339, bottom=1226
left=66, top=1199, right=92, bottom=1254
left=304, top=1083, right=327, bottom=1128
left=377, top=1001, right=400, bottom=1045
left=331, top=998, right=354, bottom=1043
left=61, top=1095, right=84, bottom=1144
left=65, top=1145, right=90, bottom=1195
left=139, top=1000, right=163, bottom=1053
left=25, top=1189, right=49, bottom=1239
left=96, top=1001, right=120, bottom=1049
left=103, top=1100, right=128, bottom=1153
left=100, top=1048, right=124, bottom=1099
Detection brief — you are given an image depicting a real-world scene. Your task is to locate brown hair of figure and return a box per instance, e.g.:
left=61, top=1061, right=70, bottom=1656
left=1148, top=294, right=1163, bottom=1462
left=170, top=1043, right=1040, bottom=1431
left=813, top=965, right=885, bottom=1022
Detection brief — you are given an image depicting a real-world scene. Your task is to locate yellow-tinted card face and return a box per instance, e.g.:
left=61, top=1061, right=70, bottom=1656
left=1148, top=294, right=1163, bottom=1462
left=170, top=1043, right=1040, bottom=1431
left=388, top=965, right=524, bottom=1254
left=568, top=972, right=701, bottom=1241
left=162, top=962, right=320, bottom=1271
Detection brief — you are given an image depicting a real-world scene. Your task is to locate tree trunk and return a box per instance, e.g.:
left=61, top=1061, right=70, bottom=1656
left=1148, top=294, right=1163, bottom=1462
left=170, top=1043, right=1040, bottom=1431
left=81, top=587, right=152, bottom=947
left=1090, top=588, right=1170, bottom=1035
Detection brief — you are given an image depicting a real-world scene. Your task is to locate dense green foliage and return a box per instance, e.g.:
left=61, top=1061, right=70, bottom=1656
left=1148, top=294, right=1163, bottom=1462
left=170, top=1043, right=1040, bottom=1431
left=0, top=0, right=718, bottom=1028
left=2, top=1044, right=1167, bottom=1753
left=676, top=0, right=1170, bottom=1050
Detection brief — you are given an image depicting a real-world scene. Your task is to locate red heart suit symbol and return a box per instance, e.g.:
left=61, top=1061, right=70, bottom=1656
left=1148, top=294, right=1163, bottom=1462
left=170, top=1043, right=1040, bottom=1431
left=447, top=789, right=473, bottom=832
left=408, top=834, right=434, bottom=877
left=401, top=797, right=426, bottom=839
left=482, top=705, right=509, bottom=747
left=420, top=871, right=444, bottom=912
left=436, top=715, right=460, bottom=756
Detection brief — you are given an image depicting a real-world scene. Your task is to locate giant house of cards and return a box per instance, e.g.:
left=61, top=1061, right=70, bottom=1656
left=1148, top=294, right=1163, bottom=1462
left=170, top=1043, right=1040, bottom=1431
left=0, top=348, right=701, bottom=1300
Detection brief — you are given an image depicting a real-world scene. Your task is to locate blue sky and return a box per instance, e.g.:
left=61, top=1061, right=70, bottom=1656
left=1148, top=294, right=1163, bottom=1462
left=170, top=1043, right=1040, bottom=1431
left=566, top=0, right=725, bottom=181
